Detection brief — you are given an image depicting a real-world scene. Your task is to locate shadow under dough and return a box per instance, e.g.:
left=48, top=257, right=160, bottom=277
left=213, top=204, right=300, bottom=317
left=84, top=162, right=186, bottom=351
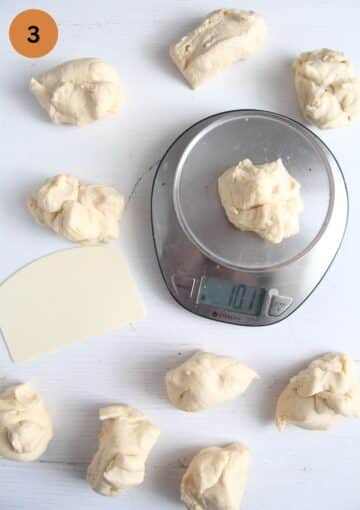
left=15, top=79, right=49, bottom=123
left=144, top=14, right=203, bottom=86
left=135, top=348, right=198, bottom=404
left=257, top=55, right=303, bottom=120
left=255, top=354, right=321, bottom=424
left=148, top=443, right=211, bottom=504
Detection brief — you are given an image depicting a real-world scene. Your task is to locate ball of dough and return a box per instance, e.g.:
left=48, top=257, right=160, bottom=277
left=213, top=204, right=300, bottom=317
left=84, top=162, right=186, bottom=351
left=293, top=49, right=360, bottom=129
left=29, top=58, right=123, bottom=126
left=218, top=158, right=303, bottom=243
left=0, top=384, right=53, bottom=462
left=165, top=351, right=259, bottom=412
left=170, top=9, right=266, bottom=89
left=276, top=353, right=360, bottom=431
left=28, top=174, right=125, bottom=244
left=181, top=443, right=251, bottom=510
left=87, top=405, right=160, bottom=497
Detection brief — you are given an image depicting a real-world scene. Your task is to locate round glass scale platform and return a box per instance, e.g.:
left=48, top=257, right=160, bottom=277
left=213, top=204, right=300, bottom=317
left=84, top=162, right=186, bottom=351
left=151, top=110, right=348, bottom=326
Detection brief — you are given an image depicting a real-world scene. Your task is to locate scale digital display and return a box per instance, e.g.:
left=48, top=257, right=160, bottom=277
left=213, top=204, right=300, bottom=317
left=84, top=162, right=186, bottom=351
left=197, top=276, right=266, bottom=316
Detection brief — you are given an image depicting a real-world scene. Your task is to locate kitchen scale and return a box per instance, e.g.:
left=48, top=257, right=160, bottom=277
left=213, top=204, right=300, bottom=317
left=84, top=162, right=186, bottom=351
left=151, top=110, right=348, bottom=326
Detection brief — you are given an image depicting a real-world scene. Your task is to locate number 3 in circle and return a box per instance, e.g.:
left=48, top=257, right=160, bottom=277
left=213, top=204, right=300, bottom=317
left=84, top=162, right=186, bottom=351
left=27, top=25, right=40, bottom=43
left=9, top=9, right=57, bottom=57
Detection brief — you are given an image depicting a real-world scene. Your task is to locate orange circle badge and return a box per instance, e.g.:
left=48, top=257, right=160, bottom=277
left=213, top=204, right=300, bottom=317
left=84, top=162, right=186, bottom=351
left=9, top=9, right=58, bottom=58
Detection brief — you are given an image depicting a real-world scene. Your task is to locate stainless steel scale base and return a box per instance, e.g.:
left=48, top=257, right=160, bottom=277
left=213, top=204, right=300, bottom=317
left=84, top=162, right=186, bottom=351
left=151, top=110, right=348, bottom=326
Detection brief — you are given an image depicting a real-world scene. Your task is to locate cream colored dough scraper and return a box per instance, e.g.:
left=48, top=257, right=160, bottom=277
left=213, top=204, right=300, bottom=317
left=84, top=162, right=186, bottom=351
left=0, top=247, right=145, bottom=362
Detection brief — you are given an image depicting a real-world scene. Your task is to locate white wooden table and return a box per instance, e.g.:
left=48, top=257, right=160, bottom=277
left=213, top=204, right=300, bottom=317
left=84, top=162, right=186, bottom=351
left=1, top=1, right=359, bottom=508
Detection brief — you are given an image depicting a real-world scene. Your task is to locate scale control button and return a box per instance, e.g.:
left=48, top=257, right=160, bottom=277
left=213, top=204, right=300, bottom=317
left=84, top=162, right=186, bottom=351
left=268, top=295, right=293, bottom=317
left=172, top=274, right=196, bottom=297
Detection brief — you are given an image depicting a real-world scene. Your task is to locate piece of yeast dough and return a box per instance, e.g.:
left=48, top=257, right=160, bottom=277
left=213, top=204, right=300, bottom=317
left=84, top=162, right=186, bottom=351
left=0, top=247, right=145, bottom=362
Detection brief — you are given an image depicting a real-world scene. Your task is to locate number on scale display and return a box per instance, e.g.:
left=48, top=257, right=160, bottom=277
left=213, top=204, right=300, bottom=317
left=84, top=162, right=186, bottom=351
left=197, top=276, right=266, bottom=316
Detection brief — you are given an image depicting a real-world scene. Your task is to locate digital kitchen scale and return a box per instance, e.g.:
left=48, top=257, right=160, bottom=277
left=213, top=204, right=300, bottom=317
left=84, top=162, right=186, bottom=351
left=151, top=110, right=348, bottom=326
